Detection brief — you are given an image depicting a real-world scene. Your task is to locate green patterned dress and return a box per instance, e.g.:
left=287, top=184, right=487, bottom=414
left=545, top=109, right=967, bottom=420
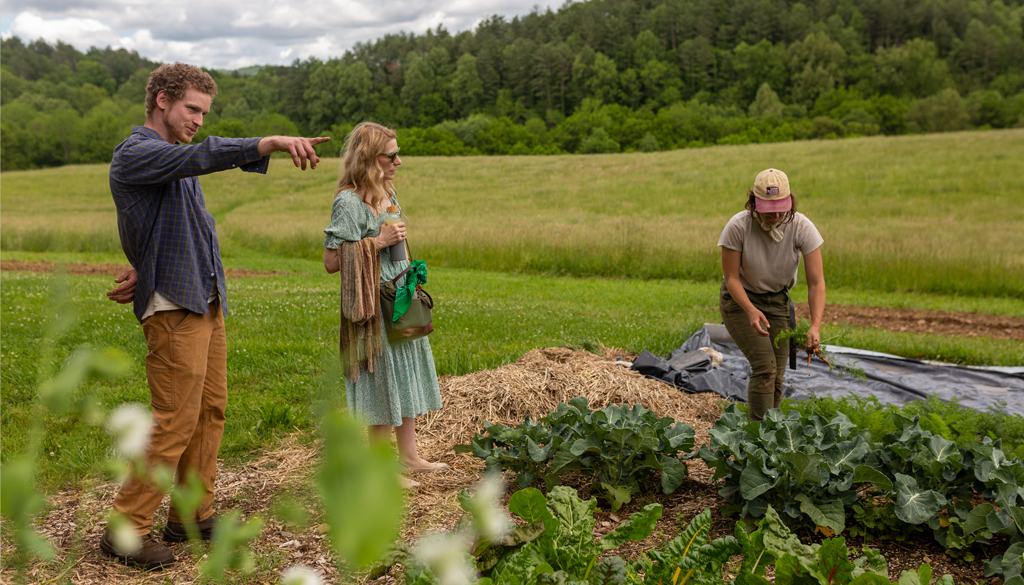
left=323, top=190, right=442, bottom=426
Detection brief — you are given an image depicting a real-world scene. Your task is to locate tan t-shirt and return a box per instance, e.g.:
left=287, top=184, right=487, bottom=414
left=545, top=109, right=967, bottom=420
left=717, top=211, right=823, bottom=294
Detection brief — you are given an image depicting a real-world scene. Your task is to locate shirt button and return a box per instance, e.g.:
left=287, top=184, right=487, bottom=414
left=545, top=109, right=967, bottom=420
left=210, top=272, right=215, bottom=277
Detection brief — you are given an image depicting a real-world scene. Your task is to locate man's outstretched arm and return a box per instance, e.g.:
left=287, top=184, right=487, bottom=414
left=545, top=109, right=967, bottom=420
left=258, top=136, right=331, bottom=170
left=107, top=136, right=331, bottom=304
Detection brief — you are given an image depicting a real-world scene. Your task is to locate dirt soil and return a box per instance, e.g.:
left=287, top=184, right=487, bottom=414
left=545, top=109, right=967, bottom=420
left=796, top=302, right=1024, bottom=342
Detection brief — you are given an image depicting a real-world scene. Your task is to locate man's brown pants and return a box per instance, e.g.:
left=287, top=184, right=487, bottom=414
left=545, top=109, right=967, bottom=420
left=113, top=301, right=227, bottom=534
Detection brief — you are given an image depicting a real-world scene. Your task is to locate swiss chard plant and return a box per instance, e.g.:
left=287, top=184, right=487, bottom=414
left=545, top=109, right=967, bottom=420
left=389, top=484, right=664, bottom=584
left=456, top=397, right=695, bottom=510
left=749, top=507, right=953, bottom=585
left=635, top=507, right=745, bottom=585
left=498, top=486, right=662, bottom=582
left=384, top=482, right=956, bottom=585
left=635, top=506, right=953, bottom=585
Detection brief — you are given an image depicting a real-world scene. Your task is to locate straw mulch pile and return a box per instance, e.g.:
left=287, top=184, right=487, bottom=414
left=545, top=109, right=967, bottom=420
left=418, top=345, right=726, bottom=468
left=403, top=346, right=727, bottom=541
left=2, top=346, right=729, bottom=585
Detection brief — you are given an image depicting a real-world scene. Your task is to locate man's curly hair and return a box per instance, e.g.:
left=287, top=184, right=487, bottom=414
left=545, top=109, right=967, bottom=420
left=144, top=62, right=218, bottom=117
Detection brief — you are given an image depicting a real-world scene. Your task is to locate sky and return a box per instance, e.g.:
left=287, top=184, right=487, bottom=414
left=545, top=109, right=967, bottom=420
left=1, top=0, right=564, bottom=70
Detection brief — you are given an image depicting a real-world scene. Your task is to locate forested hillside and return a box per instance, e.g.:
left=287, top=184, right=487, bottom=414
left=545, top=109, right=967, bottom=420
left=2, top=0, right=1023, bottom=169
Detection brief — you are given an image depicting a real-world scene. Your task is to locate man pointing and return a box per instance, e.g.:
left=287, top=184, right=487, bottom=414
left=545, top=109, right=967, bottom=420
left=102, top=62, right=328, bottom=569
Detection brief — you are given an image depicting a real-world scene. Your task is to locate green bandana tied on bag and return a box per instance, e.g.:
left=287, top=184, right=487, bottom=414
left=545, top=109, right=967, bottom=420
left=393, top=260, right=427, bottom=321
left=380, top=260, right=434, bottom=343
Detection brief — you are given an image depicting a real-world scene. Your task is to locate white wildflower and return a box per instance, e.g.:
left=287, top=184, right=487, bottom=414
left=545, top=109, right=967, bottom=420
left=106, top=404, right=152, bottom=459
left=414, top=533, right=476, bottom=585
left=108, top=514, right=141, bottom=553
left=281, top=565, right=323, bottom=585
left=472, top=474, right=511, bottom=542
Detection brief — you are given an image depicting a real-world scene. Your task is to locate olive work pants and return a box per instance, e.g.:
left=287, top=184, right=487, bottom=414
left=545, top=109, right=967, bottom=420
left=719, top=282, right=790, bottom=422
left=112, top=301, right=226, bottom=534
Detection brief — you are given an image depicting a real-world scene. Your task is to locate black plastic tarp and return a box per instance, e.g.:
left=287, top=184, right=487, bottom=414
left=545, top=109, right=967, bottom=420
left=631, top=326, right=1024, bottom=415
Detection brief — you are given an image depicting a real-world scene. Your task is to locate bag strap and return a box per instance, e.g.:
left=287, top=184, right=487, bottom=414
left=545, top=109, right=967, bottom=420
left=389, top=264, right=412, bottom=286
left=415, top=286, right=434, bottom=309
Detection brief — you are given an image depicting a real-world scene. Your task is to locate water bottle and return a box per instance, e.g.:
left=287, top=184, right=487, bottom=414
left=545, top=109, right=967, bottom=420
left=385, top=204, right=408, bottom=261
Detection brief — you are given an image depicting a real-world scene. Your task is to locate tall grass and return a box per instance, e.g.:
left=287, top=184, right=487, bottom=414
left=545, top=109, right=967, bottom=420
left=2, top=130, right=1022, bottom=297
left=0, top=228, right=124, bottom=254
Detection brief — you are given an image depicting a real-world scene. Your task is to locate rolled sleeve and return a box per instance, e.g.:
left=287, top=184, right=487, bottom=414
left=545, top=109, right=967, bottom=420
left=238, top=137, right=270, bottom=173
left=324, top=192, right=374, bottom=248
left=718, top=212, right=747, bottom=252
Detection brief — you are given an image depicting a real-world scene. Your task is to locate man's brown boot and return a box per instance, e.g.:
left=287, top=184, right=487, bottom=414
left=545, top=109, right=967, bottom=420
left=100, top=529, right=175, bottom=570
left=162, top=514, right=216, bottom=543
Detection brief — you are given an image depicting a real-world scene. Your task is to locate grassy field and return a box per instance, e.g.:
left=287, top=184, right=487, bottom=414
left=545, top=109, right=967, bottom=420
left=2, top=129, right=1023, bottom=493
left=2, top=129, right=1023, bottom=297
left=3, top=253, right=1022, bottom=492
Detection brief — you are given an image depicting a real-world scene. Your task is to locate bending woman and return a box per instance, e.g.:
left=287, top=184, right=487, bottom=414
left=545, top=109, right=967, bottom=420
left=323, top=122, right=445, bottom=484
left=717, top=168, right=826, bottom=422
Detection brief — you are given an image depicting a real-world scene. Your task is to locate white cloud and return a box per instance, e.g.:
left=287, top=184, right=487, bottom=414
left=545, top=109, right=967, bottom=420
left=1, top=0, right=563, bottom=69
left=4, top=12, right=122, bottom=49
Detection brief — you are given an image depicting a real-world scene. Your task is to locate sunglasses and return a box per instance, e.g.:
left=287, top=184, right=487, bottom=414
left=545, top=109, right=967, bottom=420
left=382, top=147, right=401, bottom=162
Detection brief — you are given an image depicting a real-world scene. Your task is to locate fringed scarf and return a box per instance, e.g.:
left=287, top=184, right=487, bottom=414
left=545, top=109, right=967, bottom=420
left=338, top=237, right=383, bottom=380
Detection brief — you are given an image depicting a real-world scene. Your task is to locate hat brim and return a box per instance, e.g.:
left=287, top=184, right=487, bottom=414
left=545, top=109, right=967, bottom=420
left=755, top=195, right=792, bottom=213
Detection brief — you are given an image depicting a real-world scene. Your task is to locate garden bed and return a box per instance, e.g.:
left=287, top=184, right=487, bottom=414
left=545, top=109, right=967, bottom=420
left=2, top=346, right=1002, bottom=583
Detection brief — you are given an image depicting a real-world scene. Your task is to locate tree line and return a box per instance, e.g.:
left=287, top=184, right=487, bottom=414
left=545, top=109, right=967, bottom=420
left=3, top=0, right=1023, bottom=170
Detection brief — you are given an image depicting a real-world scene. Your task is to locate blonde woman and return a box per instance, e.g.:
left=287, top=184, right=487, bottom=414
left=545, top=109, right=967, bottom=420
left=323, top=122, right=445, bottom=485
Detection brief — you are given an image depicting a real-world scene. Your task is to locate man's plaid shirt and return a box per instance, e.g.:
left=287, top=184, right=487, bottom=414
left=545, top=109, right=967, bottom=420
left=110, top=126, right=269, bottom=322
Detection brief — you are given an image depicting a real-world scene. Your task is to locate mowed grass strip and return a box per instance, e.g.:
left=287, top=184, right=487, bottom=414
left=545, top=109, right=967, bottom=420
left=2, top=129, right=1022, bottom=297
left=3, top=259, right=1022, bottom=491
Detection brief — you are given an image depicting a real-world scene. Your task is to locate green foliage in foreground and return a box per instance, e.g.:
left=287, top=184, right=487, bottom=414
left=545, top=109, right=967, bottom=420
left=393, top=485, right=954, bottom=585
left=456, top=398, right=696, bottom=510
left=0, top=282, right=277, bottom=582
left=463, top=395, right=1024, bottom=569
left=490, top=486, right=660, bottom=583
left=698, top=405, right=1024, bottom=565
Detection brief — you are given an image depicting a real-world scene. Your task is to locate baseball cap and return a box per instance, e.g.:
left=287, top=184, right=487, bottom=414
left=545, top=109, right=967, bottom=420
left=753, top=168, right=792, bottom=213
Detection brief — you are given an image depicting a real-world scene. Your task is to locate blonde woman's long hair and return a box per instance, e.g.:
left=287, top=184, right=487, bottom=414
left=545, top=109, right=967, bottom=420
left=336, top=122, right=397, bottom=210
